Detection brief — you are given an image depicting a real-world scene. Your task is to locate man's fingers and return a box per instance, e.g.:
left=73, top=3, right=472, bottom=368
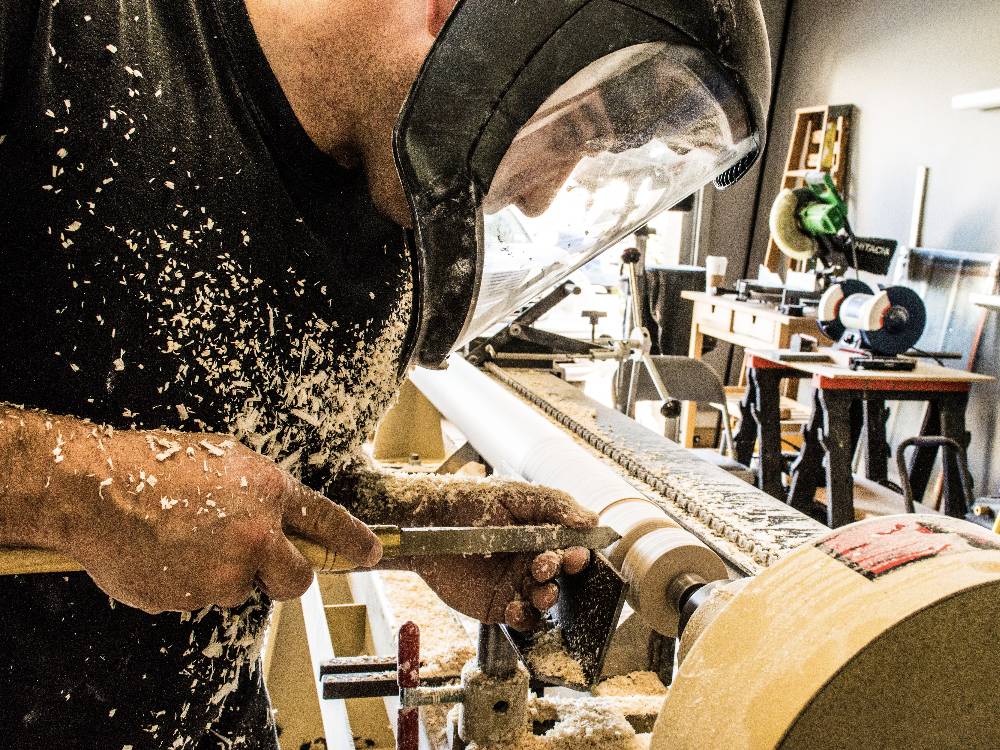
left=504, top=599, right=539, bottom=632
left=257, top=533, right=315, bottom=601
left=500, top=483, right=599, bottom=529
left=561, top=547, right=590, bottom=575
left=531, top=550, right=561, bottom=582
left=283, top=484, right=382, bottom=568
left=531, top=547, right=591, bottom=583
left=528, top=581, right=559, bottom=611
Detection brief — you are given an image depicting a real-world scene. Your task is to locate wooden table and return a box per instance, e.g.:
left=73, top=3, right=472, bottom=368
left=679, top=291, right=827, bottom=447
left=737, top=348, right=993, bottom=528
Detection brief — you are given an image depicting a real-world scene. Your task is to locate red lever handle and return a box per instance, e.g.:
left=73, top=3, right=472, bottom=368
left=397, top=621, right=420, bottom=750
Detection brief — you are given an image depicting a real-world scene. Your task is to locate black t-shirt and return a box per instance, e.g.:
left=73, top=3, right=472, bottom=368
left=0, top=1, right=412, bottom=746
left=0, top=0, right=413, bottom=487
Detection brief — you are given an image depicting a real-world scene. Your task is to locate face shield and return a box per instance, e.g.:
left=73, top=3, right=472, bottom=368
left=394, top=1, right=770, bottom=369
left=472, top=43, right=754, bottom=339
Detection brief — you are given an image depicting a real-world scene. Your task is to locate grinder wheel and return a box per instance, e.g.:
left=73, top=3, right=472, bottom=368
left=816, top=278, right=871, bottom=342
left=769, top=187, right=818, bottom=261
left=861, top=284, right=926, bottom=356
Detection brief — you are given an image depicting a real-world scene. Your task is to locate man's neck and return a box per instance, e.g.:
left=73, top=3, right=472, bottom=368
left=244, top=0, right=361, bottom=167
left=242, top=0, right=429, bottom=225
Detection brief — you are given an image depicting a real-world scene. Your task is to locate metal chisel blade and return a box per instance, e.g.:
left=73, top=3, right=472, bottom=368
left=392, top=525, right=619, bottom=557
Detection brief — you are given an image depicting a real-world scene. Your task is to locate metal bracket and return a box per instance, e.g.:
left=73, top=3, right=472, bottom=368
left=467, top=281, right=610, bottom=366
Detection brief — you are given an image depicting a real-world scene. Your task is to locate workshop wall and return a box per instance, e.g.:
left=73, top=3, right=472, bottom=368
left=749, top=0, right=1000, bottom=262
left=745, top=0, right=1000, bottom=492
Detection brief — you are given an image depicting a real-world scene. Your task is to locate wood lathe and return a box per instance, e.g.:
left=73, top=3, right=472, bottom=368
left=332, top=354, right=1000, bottom=749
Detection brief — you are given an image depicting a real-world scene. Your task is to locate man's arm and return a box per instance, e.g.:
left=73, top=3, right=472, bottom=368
left=0, top=404, right=382, bottom=612
left=327, top=457, right=597, bottom=529
left=328, top=458, right=598, bottom=630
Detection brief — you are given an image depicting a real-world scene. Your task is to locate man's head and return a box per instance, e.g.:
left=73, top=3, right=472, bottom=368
left=245, top=0, right=459, bottom=227
left=249, top=0, right=771, bottom=368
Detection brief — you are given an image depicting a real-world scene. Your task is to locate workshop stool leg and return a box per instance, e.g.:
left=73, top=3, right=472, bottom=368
left=939, top=393, right=973, bottom=518
left=733, top=384, right=757, bottom=467
left=863, top=400, right=890, bottom=484
left=908, top=402, right=942, bottom=505
left=787, top=389, right=826, bottom=518
left=819, top=390, right=856, bottom=528
left=750, top=367, right=785, bottom=500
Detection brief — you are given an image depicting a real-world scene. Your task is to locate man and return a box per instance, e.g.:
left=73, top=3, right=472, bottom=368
left=0, top=0, right=598, bottom=746
left=1, top=0, right=771, bottom=745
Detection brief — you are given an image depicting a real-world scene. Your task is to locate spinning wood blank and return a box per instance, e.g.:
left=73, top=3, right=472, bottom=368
left=620, top=527, right=728, bottom=636
left=653, top=515, right=1000, bottom=749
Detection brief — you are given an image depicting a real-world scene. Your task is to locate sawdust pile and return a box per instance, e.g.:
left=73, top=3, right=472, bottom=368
left=593, top=672, right=667, bottom=698
left=465, top=695, right=651, bottom=750
left=378, top=570, right=475, bottom=678
left=523, top=628, right=586, bottom=686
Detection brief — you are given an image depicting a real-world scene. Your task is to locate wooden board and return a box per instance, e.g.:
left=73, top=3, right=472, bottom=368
left=748, top=348, right=994, bottom=386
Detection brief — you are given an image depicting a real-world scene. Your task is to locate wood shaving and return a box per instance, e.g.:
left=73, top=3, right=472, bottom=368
left=155, top=438, right=182, bottom=461
left=198, top=439, right=225, bottom=457
left=523, top=628, right=586, bottom=686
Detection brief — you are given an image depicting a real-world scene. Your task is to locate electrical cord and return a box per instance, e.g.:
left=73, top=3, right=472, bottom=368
left=907, top=347, right=946, bottom=367
left=842, top=219, right=861, bottom=280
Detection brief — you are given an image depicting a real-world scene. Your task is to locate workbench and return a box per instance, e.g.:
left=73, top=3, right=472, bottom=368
left=736, top=348, right=993, bottom=528
left=679, top=291, right=827, bottom=448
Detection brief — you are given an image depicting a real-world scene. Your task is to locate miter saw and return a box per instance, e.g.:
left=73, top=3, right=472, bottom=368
left=769, top=171, right=898, bottom=277
left=769, top=172, right=927, bottom=369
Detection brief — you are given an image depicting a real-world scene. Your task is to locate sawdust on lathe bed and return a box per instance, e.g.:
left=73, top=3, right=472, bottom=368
left=588, top=678, right=669, bottom=726
left=463, top=695, right=651, bottom=750
left=462, top=672, right=667, bottom=749
left=523, top=627, right=586, bottom=686
left=378, top=570, right=475, bottom=678
left=593, top=671, right=667, bottom=698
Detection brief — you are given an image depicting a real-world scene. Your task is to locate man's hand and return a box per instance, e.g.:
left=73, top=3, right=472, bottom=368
left=388, top=478, right=599, bottom=631
left=3, top=409, right=381, bottom=613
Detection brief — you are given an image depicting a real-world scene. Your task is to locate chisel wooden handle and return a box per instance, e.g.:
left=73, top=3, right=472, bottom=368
left=0, top=525, right=619, bottom=577
left=0, top=527, right=403, bottom=577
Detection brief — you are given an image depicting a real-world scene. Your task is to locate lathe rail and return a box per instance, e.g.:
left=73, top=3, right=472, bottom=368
left=483, top=364, right=825, bottom=572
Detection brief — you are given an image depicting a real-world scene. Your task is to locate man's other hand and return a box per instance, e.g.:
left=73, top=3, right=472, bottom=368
left=43, top=426, right=381, bottom=613
left=399, top=480, right=599, bottom=632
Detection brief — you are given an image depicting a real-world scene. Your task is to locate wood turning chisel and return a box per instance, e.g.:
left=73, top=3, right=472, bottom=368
left=0, top=525, right=620, bottom=576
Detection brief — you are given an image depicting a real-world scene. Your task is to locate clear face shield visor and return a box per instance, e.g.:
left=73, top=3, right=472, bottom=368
left=396, top=38, right=759, bottom=369
left=465, top=42, right=755, bottom=344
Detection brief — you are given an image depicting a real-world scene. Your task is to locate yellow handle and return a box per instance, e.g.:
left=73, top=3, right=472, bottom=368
left=0, top=528, right=403, bottom=577
left=291, top=528, right=401, bottom=573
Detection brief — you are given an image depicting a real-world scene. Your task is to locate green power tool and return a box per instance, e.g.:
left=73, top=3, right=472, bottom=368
left=769, top=172, right=896, bottom=275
